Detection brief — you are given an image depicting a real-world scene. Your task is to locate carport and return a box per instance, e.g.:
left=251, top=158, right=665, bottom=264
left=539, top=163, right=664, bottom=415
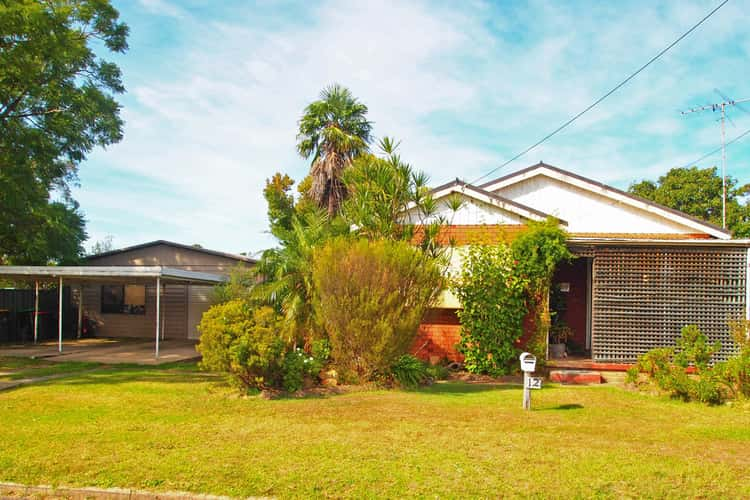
left=0, top=266, right=225, bottom=358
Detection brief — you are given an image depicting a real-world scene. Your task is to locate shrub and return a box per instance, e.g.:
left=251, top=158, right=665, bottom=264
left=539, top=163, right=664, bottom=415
left=674, top=324, right=721, bottom=370
left=425, top=362, right=450, bottom=381
left=714, top=320, right=750, bottom=399
left=630, top=325, right=726, bottom=405
left=281, top=348, right=314, bottom=393
left=313, top=238, right=443, bottom=382
left=451, top=244, right=528, bottom=375
left=391, top=354, right=429, bottom=388
left=281, top=340, right=332, bottom=393
left=511, top=219, right=572, bottom=362
left=196, top=301, right=286, bottom=390
left=309, top=338, right=332, bottom=375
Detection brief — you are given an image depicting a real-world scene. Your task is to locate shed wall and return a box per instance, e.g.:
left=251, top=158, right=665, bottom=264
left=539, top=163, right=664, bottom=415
left=82, top=284, right=188, bottom=339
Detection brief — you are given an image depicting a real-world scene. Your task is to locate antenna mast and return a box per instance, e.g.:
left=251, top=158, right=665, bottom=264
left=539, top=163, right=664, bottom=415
left=681, top=94, right=750, bottom=229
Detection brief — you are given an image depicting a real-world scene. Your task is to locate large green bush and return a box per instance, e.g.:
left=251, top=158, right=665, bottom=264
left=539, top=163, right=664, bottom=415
left=196, top=300, right=286, bottom=390
left=451, top=219, right=571, bottom=375
left=628, top=325, right=726, bottom=405
left=312, top=238, right=443, bottom=382
left=716, top=321, right=750, bottom=399
left=510, top=218, right=572, bottom=361
left=451, top=244, right=528, bottom=375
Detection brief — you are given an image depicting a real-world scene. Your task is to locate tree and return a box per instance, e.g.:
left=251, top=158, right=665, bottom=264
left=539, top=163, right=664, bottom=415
left=341, top=137, right=453, bottom=257
left=0, top=0, right=129, bottom=264
left=297, top=84, right=372, bottom=216
left=88, top=235, right=114, bottom=255
left=6, top=199, right=87, bottom=264
left=629, top=166, right=750, bottom=237
left=249, top=174, right=348, bottom=344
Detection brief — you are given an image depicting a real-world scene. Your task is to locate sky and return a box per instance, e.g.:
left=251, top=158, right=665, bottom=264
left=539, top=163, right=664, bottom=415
left=73, top=0, right=750, bottom=256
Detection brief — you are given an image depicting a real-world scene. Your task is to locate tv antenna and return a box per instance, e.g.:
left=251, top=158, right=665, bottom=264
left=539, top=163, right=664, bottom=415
left=681, top=89, right=750, bottom=229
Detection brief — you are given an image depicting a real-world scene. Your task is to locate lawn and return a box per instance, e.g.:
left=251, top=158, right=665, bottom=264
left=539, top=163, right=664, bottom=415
left=0, top=364, right=748, bottom=498
left=0, top=357, right=99, bottom=382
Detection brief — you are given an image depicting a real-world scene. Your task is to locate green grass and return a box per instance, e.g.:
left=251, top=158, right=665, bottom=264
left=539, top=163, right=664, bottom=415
left=0, top=365, right=749, bottom=498
left=0, top=357, right=100, bottom=381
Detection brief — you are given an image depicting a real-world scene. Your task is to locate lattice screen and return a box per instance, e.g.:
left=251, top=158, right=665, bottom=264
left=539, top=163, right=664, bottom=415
left=591, top=246, right=747, bottom=362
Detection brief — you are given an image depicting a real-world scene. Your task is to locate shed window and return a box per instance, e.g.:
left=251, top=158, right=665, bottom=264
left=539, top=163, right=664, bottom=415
left=101, top=285, right=146, bottom=314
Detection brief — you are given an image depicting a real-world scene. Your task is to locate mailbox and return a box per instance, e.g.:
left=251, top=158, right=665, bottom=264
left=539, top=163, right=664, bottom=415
left=519, top=352, right=536, bottom=373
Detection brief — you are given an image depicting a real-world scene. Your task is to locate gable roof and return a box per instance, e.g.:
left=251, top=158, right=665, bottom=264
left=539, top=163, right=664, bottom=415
left=86, top=240, right=256, bottom=264
left=479, top=162, right=730, bottom=239
left=422, top=178, right=568, bottom=225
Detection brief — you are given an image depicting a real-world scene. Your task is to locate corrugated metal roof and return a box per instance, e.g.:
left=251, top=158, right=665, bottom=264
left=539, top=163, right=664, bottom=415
left=0, top=266, right=226, bottom=284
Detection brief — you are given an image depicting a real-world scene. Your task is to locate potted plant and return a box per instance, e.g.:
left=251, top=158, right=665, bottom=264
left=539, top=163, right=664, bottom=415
left=549, top=322, right=572, bottom=359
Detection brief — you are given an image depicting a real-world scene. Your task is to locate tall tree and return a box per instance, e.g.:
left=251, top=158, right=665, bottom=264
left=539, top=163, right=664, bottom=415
left=0, top=0, right=129, bottom=264
left=629, top=166, right=750, bottom=237
left=296, top=84, right=372, bottom=216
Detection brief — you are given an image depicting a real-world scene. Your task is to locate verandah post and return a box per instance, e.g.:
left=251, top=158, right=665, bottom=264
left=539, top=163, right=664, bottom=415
left=58, top=276, right=63, bottom=353
left=33, top=280, right=39, bottom=344
left=155, top=276, right=161, bottom=359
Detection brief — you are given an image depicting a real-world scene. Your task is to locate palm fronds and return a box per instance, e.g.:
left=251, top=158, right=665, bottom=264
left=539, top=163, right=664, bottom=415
left=297, top=84, right=372, bottom=215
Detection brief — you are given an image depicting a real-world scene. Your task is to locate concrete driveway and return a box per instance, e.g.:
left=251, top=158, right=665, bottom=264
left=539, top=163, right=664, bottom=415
left=0, top=338, right=200, bottom=365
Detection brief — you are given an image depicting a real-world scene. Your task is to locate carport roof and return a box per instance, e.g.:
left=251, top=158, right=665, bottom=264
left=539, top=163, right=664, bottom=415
left=0, top=265, right=226, bottom=285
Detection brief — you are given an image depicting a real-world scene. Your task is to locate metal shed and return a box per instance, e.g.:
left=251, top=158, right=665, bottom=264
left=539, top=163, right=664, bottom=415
left=0, top=266, right=226, bottom=358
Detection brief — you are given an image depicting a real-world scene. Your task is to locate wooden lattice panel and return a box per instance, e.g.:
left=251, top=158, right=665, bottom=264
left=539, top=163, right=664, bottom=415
left=591, top=246, right=747, bottom=362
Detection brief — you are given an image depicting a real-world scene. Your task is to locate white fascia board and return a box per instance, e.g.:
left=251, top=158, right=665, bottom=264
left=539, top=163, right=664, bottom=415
left=567, top=237, right=750, bottom=247
left=0, top=266, right=226, bottom=284
left=404, top=184, right=551, bottom=223
left=484, top=166, right=730, bottom=240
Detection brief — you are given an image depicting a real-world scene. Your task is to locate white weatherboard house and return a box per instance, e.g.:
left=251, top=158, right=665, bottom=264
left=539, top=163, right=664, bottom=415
left=411, top=163, right=749, bottom=364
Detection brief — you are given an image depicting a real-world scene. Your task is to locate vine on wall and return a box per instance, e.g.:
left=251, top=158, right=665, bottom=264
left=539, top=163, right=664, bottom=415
left=451, top=218, right=572, bottom=374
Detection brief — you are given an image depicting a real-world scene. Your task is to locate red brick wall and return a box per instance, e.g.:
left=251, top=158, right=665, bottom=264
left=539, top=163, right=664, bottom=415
left=412, top=308, right=537, bottom=363
left=411, top=308, right=463, bottom=362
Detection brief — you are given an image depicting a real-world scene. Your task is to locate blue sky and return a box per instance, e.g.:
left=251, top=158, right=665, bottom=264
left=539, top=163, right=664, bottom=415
left=73, top=0, right=750, bottom=255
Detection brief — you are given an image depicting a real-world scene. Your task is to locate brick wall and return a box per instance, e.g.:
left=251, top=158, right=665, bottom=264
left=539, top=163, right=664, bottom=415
left=411, top=308, right=463, bottom=363
left=413, top=308, right=537, bottom=363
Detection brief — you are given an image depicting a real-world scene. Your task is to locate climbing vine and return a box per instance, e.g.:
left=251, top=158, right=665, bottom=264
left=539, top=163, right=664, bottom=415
left=511, top=218, right=573, bottom=363
left=451, top=218, right=572, bottom=374
left=451, top=244, right=528, bottom=375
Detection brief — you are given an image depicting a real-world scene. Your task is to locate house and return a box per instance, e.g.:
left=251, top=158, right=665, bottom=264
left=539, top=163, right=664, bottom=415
left=0, top=240, right=254, bottom=355
left=411, top=162, right=749, bottom=364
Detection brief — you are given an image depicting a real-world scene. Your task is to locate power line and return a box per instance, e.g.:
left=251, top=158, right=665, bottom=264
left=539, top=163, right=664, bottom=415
left=470, top=0, right=730, bottom=185
left=682, top=127, right=750, bottom=168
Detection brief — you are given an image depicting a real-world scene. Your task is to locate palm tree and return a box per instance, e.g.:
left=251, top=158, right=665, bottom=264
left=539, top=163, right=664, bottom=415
left=297, top=84, right=372, bottom=216
left=250, top=209, right=333, bottom=344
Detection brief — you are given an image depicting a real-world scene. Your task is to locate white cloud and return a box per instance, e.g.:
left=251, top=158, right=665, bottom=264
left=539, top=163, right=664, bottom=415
left=76, top=0, right=750, bottom=254
left=135, top=0, right=186, bottom=19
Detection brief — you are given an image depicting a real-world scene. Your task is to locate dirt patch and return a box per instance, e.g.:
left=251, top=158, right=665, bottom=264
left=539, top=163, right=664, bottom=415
left=448, top=371, right=523, bottom=384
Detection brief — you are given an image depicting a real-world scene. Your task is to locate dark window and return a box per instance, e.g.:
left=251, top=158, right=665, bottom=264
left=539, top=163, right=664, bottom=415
left=101, top=285, right=146, bottom=315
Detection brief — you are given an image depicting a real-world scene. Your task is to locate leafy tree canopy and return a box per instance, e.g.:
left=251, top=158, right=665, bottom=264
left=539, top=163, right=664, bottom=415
left=0, top=0, right=129, bottom=263
left=628, top=166, right=750, bottom=237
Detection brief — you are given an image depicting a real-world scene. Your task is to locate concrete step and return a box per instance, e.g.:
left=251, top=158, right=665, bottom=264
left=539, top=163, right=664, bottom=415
left=549, top=370, right=603, bottom=385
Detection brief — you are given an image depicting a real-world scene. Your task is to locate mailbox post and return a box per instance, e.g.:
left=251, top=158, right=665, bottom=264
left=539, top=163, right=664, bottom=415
left=519, top=352, right=539, bottom=410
